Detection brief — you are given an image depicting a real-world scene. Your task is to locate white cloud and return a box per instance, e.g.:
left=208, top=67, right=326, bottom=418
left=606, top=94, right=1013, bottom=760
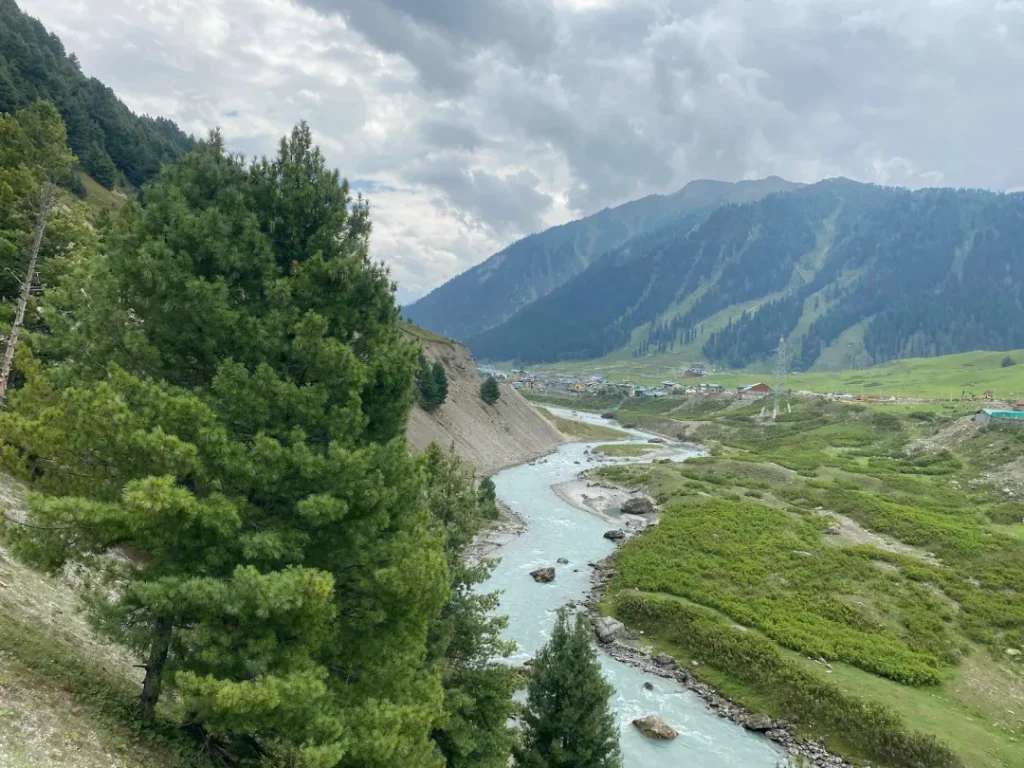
left=17, top=0, right=1024, bottom=301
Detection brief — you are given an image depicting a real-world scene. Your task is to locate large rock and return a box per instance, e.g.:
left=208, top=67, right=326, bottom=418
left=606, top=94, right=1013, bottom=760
left=621, top=497, right=655, bottom=516
left=593, top=616, right=625, bottom=643
left=632, top=715, right=678, bottom=740
left=741, top=714, right=777, bottom=732
left=603, top=529, right=626, bottom=541
left=530, top=567, right=555, bottom=583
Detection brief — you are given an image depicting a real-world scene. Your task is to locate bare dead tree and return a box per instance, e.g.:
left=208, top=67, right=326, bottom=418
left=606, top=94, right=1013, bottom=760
left=0, top=182, right=55, bottom=402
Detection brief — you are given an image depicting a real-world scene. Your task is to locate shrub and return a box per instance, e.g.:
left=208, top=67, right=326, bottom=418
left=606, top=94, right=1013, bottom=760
left=1001, top=355, right=1016, bottom=368
left=480, top=375, right=500, bottom=405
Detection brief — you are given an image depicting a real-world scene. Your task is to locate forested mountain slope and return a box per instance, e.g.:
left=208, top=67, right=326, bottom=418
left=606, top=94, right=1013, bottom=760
left=404, top=176, right=798, bottom=340
left=0, top=0, right=193, bottom=188
left=468, top=179, right=1024, bottom=369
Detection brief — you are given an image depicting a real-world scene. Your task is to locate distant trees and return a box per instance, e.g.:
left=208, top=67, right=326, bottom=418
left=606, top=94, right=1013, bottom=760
left=516, top=609, right=621, bottom=768
left=1002, top=355, right=1016, bottom=368
left=416, top=353, right=448, bottom=411
left=480, top=375, right=500, bottom=405
left=0, top=0, right=193, bottom=188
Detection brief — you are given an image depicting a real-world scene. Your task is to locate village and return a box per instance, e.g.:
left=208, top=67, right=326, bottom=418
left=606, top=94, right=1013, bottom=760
left=480, top=363, right=1024, bottom=424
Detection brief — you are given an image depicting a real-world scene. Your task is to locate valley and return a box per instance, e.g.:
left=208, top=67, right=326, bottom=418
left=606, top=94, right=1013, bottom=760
left=524, top=389, right=1024, bottom=768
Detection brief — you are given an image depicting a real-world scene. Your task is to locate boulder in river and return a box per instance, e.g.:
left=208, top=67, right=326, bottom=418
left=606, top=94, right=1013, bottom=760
left=593, top=616, right=625, bottom=643
left=632, top=715, right=678, bottom=740
left=648, top=437, right=666, bottom=444
left=653, top=653, right=678, bottom=670
left=621, top=497, right=655, bottom=516
left=530, top=567, right=556, bottom=583
left=556, top=557, right=570, bottom=564
left=603, top=529, right=626, bottom=541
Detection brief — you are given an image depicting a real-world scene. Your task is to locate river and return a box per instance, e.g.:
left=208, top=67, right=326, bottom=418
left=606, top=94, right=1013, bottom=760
left=481, top=406, right=784, bottom=767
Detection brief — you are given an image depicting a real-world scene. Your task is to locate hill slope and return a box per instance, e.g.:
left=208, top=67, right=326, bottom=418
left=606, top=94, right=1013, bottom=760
left=404, top=327, right=562, bottom=475
left=0, top=0, right=194, bottom=188
left=404, top=177, right=798, bottom=340
left=468, top=179, right=1024, bottom=370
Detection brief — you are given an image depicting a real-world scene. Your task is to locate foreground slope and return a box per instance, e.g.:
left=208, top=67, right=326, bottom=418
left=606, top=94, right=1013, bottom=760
left=470, top=179, right=1024, bottom=369
left=404, top=326, right=563, bottom=475
left=404, top=177, right=798, bottom=340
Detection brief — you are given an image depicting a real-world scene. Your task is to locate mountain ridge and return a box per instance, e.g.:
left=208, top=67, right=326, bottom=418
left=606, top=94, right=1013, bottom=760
left=404, top=176, right=800, bottom=340
left=462, top=178, right=1024, bottom=370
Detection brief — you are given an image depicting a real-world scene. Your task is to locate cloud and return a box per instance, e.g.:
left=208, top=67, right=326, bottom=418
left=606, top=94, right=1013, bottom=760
left=17, top=0, right=1024, bottom=301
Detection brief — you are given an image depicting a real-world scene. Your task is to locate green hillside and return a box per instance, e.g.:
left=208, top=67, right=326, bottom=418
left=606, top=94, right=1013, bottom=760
left=0, top=0, right=194, bottom=188
left=405, top=177, right=798, bottom=340
left=467, top=179, right=1024, bottom=371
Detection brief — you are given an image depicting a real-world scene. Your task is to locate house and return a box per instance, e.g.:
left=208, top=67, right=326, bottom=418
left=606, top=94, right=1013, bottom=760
left=682, top=365, right=707, bottom=378
left=737, top=382, right=773, bottom=400
left=976, top=408, right=1024, bottom=425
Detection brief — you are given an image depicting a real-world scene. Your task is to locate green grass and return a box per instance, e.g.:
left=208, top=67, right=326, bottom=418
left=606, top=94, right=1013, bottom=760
left=598, top=399, right=1024, bottom=767
left=77, top=171, right=129, bottom=213
left=535, top=407, right=629, bottom=441
left=592, top=443, right=654, bottom=457
left=534, top=348, right=1024, bottom=400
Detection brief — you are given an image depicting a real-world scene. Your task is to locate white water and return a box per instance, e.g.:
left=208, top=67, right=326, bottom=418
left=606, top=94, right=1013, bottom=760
left=481, top=406, right=784, bottom=767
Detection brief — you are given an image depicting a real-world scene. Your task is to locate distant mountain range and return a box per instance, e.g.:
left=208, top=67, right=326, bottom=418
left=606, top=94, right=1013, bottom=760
left=1, top=0, right=194, bottom=188
left=404, top=176, right=799, bottom=341
left=408, top=177, right=1024, bottom=370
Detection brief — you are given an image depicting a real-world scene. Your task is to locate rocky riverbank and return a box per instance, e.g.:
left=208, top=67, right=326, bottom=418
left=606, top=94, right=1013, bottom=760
left=583, top=556, right=852, bottom=768
left=581, top=557, right=851, bottom=765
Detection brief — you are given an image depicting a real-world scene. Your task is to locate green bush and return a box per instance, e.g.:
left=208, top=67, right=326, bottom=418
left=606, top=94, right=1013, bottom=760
left=613, top=594, right=961, bottom=768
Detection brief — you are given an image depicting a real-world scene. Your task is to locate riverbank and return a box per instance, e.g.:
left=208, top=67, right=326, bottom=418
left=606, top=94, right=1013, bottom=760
left=583, top=394, right=1022, bottom=768
left=583, top=555, right=851, bottom=768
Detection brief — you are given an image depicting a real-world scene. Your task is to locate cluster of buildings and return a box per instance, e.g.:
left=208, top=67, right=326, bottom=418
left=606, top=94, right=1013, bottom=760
left=485, top=366, right=775, bottom=401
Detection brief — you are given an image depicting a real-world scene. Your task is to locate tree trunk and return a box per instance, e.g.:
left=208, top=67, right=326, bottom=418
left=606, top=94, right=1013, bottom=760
left=139, top=616, right=173, bottom=722
left=0, top=183, right=54, bottom=402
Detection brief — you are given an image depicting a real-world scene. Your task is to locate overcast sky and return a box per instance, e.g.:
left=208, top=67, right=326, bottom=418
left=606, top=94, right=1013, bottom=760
left=20, top=0, right=1024, bottom=302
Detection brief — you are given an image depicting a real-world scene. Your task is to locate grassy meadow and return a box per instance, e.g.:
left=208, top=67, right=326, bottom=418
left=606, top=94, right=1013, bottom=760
left=573, top=395, right=1024, bottom=768
left=532, top=348, right=1024, bottom=400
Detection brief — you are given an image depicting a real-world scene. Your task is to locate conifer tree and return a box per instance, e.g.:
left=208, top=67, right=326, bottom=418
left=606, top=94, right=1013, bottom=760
left=432, top=360, right=449, bottom=407
left=516, top=609, right=621, bottom=768
left=1, top=124, right=450, bottom=766
left=480, top=375, right=500, bottom=405
left=422, top=445, right=516, bottom=768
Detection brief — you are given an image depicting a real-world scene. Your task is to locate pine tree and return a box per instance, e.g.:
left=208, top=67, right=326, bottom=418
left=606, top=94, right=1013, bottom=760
left=516, top=609, right=621, bottom=768
left=432, top=360, right=449, bottom=407
left=422, top=445, right=516, bottom=768
left=1, top=124, right=450, bottom=766
left=415, top=354, right=448, bottom=412
left=480, top=375, right=500, bottom=405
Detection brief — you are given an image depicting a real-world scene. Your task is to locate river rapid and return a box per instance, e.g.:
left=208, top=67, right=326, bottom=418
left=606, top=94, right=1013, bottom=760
left=480, top=406, right=784, bottom=767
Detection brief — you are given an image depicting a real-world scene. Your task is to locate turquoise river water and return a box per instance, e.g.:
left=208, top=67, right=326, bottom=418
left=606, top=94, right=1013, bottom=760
left=481, top=406, right=784, bottom=767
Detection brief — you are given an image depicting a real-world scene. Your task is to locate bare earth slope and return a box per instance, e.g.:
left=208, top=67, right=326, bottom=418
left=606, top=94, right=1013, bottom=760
left=405, top=333, right=563, bottom=475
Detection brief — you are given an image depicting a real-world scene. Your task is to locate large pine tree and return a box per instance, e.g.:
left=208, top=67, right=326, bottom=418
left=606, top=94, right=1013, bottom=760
left=516, top=609, right=622, bottom=768
left=1, top=124, right=451, bottom=766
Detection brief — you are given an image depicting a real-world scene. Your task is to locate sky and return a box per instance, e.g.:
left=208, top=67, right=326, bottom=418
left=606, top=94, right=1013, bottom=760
left=19, top=0, right=1024, bottom=303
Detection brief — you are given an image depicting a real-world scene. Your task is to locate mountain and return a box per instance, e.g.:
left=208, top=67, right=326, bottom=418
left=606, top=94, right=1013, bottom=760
left=403, top=176, right=799, bottom=340
left=467, top=179, right=1024, bottom=370
left=0, top=0, right=194, bottom=188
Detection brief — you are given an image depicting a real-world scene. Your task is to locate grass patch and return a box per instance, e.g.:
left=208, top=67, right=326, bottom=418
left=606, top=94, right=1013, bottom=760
left=535, top=407, right=629, bottom=441
left=592, top=443, right=654, bottom=457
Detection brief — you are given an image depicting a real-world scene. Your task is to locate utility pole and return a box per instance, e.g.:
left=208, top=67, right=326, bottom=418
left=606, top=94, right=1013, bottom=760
left=772, top=335, right=789, bottom=421
left=0, top=182, right=54, bottom=403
